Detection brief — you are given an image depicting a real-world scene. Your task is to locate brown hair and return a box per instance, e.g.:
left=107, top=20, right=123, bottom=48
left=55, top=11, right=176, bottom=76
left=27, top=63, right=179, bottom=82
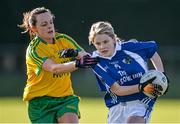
left=88, top=21, right=121, bottom=45
left=18, top=7, right=54, bottom=39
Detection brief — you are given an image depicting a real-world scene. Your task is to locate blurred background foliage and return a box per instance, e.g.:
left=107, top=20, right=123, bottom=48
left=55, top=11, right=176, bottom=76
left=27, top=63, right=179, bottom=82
left=0, top=0, right=179, bottom=99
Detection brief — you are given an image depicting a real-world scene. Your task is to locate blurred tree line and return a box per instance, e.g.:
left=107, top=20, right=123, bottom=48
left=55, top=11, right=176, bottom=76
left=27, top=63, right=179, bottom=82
left=0, top=0, right=179, bottom=98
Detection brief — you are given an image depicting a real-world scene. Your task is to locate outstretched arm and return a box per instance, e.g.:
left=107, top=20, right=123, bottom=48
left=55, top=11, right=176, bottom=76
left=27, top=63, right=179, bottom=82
left=43, top=56, right=98, bottom=73
left=42, top=59, right=77, bottom=73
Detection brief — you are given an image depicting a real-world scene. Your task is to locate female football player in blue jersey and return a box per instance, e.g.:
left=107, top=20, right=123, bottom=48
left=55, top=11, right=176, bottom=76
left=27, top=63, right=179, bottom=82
left=87, top=21, right=168, bottom=123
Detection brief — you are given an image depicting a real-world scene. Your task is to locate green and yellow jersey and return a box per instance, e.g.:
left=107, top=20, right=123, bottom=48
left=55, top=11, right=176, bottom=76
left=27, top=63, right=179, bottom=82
left=23, top=32, right=83, bottom=101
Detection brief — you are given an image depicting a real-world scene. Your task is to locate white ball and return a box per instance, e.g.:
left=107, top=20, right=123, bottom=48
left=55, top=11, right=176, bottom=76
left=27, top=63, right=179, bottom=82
left=140, top=70, right=168, bottom=98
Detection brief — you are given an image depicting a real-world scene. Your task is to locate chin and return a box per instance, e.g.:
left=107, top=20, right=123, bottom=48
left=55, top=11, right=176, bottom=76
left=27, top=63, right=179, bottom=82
left=101, top=54, right=108, bottom=57
left=48, top=34, right=55, bottom=39
left=103, top=53, right=113, bottom=57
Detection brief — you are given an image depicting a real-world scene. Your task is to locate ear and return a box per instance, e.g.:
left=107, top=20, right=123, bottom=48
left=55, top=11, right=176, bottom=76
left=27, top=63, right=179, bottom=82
left=31, top=26, right=38, bottom=33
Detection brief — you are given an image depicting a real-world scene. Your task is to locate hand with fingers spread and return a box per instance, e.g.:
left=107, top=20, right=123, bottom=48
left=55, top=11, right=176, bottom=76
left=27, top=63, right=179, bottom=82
left=138, top=76, right=163, bottom=98
left=75, top=55, right=99, bottom=68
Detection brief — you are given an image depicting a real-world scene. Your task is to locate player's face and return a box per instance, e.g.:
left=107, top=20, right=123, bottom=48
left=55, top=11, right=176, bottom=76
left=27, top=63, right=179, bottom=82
left=93, top=34, right=116, bottom=57
left=33, top=12, right=55, bottom=42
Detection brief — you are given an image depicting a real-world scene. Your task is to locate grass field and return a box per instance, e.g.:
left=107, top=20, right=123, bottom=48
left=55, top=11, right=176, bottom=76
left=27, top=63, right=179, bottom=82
left=0, top=97, right=179, bottom=123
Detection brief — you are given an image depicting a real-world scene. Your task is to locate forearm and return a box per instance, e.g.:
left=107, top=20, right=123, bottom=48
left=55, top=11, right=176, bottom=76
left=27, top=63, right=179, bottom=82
left=150, top=52, right=164, bottom=72
left=51, top=62, right=77, bottom=73
left=110, top=82, right=139, bottom=96
left=42, top=59, right=77, bottom=73
left=116, top=85, right=139, bottom=96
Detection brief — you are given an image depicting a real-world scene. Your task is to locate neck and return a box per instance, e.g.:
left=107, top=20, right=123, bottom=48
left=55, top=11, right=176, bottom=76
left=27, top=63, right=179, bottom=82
left=36, top=34, right=55, bottom=44
left=46, top=38, right=54, bottom=44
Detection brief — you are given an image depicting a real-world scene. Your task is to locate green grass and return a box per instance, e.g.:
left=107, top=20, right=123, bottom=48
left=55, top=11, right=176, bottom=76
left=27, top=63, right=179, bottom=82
left=0, top=97, right=179, bottom=123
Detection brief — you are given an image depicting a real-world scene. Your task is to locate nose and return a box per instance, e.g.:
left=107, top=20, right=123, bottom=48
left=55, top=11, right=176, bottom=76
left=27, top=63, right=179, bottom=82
left=48, top=23, right=53, bottom=29
left=99, top=43, right=105, bottom=49
left=48, top=25, right=52, bottom=29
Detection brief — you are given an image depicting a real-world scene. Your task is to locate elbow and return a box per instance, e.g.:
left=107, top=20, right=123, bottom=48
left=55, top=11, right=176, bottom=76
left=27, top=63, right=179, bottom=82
left=42, top=59, right=60, bottom=73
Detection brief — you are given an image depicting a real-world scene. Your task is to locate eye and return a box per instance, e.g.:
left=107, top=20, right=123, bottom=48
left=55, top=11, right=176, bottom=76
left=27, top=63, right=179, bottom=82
left=94, top=42, right=100, bottom=46
left=41, top=22, right=48, bottom=26
left=103, top=40, right=109, bottom=44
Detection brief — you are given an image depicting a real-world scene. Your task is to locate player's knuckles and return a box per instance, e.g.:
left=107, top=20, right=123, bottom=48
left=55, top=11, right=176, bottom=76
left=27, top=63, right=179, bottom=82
left=144, top=87, right=154, bottom=93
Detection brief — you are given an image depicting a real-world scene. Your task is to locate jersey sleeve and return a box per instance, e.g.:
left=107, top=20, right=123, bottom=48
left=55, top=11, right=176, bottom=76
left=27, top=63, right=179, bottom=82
left=62, top=34, right=84, bottom=52
left=92, top=64, right=117, bottom=91
left=122, top=40, right=157, bottom=59
left=27, top=45, right=48, bottom=76
left=137, top=41, right=158, bottom=58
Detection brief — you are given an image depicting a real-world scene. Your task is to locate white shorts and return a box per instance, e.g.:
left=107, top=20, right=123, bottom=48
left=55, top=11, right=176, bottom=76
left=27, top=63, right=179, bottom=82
left=107, top=100, right=152, bottom=123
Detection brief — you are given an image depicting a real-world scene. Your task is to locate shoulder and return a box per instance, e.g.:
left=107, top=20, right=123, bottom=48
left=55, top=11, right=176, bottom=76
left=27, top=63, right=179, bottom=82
left=121, top=39, right=139, bottom=48
left=28, top=37, right=44, bottom=50
left=121, top=39, right=157, bottom=51
left=27, top=37, right=47, bottom=55
left=55, top=32, right=75, bottom=41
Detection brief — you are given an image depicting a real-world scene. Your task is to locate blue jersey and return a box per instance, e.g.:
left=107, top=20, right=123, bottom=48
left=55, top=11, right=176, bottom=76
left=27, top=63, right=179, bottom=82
left=91, top=40, right=157, bottom=108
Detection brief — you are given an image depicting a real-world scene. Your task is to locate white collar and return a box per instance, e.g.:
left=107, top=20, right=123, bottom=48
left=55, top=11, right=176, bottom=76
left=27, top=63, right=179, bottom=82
left=92, top=42, right=122, bottom=60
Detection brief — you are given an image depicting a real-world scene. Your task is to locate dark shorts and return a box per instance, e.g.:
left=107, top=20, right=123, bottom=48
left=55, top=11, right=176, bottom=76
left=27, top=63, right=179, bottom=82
left=28, top=95, right=80, bottom=123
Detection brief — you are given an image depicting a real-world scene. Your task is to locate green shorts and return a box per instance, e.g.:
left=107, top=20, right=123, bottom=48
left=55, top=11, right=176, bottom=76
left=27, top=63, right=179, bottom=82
left=28, top=95, right=80, bottom=123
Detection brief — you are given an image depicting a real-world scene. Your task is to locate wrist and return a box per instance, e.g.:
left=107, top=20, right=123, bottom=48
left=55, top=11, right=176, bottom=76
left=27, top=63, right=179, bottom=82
left=137, top=84, right=141, bottom=92
left=74, top=60, right=79, bottom=68
left=138, top=83, right=143, bottom=92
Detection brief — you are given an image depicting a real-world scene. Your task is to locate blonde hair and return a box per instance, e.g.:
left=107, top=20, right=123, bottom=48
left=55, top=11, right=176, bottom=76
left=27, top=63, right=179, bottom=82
left=18, top=7, right=54, bottom=40
left=88, top=21, right=121, bottom=45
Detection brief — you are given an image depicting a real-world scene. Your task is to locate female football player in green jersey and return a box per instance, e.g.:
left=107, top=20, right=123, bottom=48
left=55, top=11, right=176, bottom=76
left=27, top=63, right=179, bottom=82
left=18, top=7, right=98, bottom=123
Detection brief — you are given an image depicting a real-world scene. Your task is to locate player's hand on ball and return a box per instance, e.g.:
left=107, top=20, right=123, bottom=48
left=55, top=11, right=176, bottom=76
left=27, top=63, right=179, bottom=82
left=75, top=55, right=99, bottom=68
left=59, top=48, right=78, bottom=58
left=150, top=84, right=163, bottom=97
left=138, top=77, right=162, bottom=98
left=140, top=70, right=169, bottom=98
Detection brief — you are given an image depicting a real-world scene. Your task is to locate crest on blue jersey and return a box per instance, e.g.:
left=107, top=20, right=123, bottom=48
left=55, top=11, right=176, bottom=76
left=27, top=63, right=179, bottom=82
left=122, top=56, right=132, bottom=64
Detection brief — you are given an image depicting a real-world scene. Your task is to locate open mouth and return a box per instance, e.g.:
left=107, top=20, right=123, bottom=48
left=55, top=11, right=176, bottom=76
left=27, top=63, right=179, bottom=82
left=48, top=30, right=53, bottom=34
